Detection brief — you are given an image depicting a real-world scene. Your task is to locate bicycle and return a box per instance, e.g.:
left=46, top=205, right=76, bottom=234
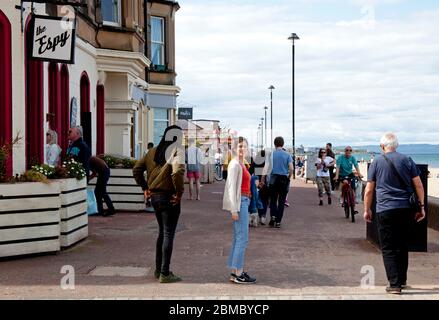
left=339, top=175, right=359, bottom=223
left=214, top=159, right=223, bottom=181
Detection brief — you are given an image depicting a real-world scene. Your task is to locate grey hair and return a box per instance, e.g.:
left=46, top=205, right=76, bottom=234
left=74, top=126, right=83, bottom=137
left=47, top=129, right=58, bottom=145
left=380, top=132, right=399, bottom=150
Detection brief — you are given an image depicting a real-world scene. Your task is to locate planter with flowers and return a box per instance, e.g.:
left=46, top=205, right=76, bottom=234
left=88, top=155, right=145, bottom=211
left=0, top=139, right=88, bottom=258
left=31, top=160, right=88, bottom=248
left=0, top=136, right=61, bottom=258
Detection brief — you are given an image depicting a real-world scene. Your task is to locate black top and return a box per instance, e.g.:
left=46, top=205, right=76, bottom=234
left=66, top=138, right=91, bottom=180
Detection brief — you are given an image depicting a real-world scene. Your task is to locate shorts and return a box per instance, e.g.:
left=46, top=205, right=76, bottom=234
left=187, top=171, right=200, bottom=179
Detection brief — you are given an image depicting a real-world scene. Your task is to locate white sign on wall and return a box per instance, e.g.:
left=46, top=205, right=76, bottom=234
left=30, top=15, right=76, bottom=64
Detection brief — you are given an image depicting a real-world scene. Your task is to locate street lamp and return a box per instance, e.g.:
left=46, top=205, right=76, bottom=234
left=288, top=33, right=299, bottom=179
left=263, top=106, right=268, bottom=149
left=260, top=117, right=264, bottom=149
left=268, top=85, right=275, bottom=149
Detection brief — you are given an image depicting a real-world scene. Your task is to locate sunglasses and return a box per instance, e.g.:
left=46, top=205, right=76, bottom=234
left=345, top=149, right=352, bottom=152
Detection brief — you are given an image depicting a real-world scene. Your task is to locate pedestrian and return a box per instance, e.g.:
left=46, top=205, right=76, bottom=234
left=364, top=132, right=425, bottom=294
left=133, top=125, right=185, bottom=283
left=262, top=137, right=294, bottom=228
left=66, top=126, right=91, bottom=180
left=223, top=136, right=256, bottom=284
left=326, top=143, right=336, bottom=190
left=89, top=156, right=115, bottom=216
left=315, top=148, right=335, bottom=206
left=186, top=139, right=203, bottom=200
left=45, top=129, right=62, bottom=167
left=250, top=150, right=269, bottom=225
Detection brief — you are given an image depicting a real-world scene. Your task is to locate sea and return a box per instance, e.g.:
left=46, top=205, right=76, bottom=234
left=341, top=153, right=439, bottom=169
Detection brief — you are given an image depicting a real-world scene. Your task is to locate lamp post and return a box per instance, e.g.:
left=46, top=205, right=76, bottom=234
left=264, top=106, right=268, bottom=149
left=268, top=85, right=275, bottom=149
left=288, top=33, right=299, bottom=179
left=260, top=117, right=264, bottom=149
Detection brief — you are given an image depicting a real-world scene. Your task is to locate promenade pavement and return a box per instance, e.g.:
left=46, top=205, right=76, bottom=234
left=1, top=180, right=439, bottom=300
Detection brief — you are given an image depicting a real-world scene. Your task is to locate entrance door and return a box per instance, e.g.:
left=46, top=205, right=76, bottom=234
left=80, top=72, right=92, bottom=150
left=0, top=10, right=12, bottom=176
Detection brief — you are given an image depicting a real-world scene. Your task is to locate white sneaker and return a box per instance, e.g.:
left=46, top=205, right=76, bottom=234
left=260, top=216, right=266, bottom=225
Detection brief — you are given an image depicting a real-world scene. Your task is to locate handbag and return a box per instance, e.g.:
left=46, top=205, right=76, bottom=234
left=382, top=155, right=420, bottom=211
left=86, top=188, right=99, bottom=215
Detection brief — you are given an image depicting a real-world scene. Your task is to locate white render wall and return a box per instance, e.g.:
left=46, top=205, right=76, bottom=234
left=4, top=1, right=100, bottom=175
left=69, top=38, right=99, bottom=155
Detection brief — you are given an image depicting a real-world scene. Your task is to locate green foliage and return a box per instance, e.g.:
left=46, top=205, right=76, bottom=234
left=62, top=159, right=86, bottom=180
left=32, top=164, right=56, bottom=178
left=99, top=154, right=137, bottom=169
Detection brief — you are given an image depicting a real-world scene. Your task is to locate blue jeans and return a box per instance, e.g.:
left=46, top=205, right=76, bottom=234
left=227, top=196, right=250, bottom=270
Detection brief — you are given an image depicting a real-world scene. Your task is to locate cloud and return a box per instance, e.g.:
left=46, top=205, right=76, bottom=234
left=175, top=1, right=439, bottom=147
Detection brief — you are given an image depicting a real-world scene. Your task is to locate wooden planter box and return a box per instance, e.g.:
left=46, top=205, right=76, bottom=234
left=89, top=168, right=145, bottom=211
left=0, top=182, right=61, bottom=258
left=58, top=178, right=88, bottom=248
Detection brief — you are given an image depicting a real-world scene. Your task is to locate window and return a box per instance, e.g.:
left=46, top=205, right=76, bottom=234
left=102, top=0, right=121, bottom=26
left=151, top=16, right=165, bottom=67
left=153, top=108, right=169, bottom=145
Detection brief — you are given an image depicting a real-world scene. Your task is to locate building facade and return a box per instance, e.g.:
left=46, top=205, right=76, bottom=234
left=0, top=0, right=179, bottom=176
left=146, top=0, right=180, bottom=146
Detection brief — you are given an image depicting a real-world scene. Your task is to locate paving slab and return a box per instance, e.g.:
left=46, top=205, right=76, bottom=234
left=1, top=180, right=438, bottom=300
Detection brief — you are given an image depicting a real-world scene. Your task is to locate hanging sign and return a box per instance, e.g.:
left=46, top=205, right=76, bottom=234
left=30, top=15, right=76, bottom=64
left=178, top=108, right=193, bottom=120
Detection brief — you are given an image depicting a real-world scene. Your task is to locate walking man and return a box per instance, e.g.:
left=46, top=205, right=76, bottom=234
left=262, top=137, right=294, bottom=228
left=326, top=143, right=336, bottom=190
left=89, top=156, right=115, bottom=216
left=364, top=132, right=425, bottom=294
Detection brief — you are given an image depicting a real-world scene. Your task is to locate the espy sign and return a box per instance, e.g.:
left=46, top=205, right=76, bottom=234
left=29, top=15, right=76, bottom=64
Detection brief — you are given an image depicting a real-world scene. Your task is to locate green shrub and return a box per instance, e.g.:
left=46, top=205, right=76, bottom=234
left=20, top=170, right=49, bottom=183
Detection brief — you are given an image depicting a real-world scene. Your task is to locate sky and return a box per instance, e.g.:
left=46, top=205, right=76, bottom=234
left=175, top=0, right=439, bottom=148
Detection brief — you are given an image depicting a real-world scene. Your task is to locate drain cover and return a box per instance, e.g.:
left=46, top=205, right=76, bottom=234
left=89, top=266, right=150, bottom=277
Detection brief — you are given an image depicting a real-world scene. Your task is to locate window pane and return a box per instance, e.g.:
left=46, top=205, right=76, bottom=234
left=151, top=17, right=163, bottom=43
left=152, top=43, right=164, bottom=65
left=102, top=0, right=119, bottom=24
left=154, top=121, right=168, bottom=145
left=154, top=108, right=168, bottom=120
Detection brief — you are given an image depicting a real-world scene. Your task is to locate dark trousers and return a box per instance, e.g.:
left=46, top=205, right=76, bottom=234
left=377, top=208, right=414, bottom=287
left=95, top=168, right=114, bottom=214
left=258, top=184, right=270, bottom=219
left=269, top=175, right=290, bottom=223
left=328, top=166, right=335, bottom=190
left=151, top=193, right=181, bottom=275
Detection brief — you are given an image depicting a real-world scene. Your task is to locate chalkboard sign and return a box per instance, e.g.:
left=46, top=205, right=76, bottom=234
left=70, top=97, right=78, bottom=127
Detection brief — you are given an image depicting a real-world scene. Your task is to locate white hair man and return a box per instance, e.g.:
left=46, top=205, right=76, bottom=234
left=363, top=132, right=425, bottom=294
left=66, top=126, right=91, bottom=180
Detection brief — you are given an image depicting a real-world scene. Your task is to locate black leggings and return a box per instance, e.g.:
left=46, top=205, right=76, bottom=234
left=151, top=193, right=181, bottom=275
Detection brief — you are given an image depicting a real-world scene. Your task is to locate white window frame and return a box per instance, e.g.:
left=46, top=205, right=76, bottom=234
left=151, top=16, right=165, bottom=66
left=102, top=0, right=122, bottom=27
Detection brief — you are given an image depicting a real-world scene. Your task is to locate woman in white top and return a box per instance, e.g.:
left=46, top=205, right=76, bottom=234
left=45, top=129, right=62, bottom=167
left=222, top=137, right=256, bottom=284
left=315, top=148, right=335, bottom=206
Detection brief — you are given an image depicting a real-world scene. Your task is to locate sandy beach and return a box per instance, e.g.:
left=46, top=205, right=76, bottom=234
left=349, top=163, right=439, bottom=198
left=428, top=168, right=439, bottom=198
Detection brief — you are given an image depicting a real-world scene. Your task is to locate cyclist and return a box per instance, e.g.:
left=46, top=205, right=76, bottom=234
left=334, top=146, right=363, bottom=201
